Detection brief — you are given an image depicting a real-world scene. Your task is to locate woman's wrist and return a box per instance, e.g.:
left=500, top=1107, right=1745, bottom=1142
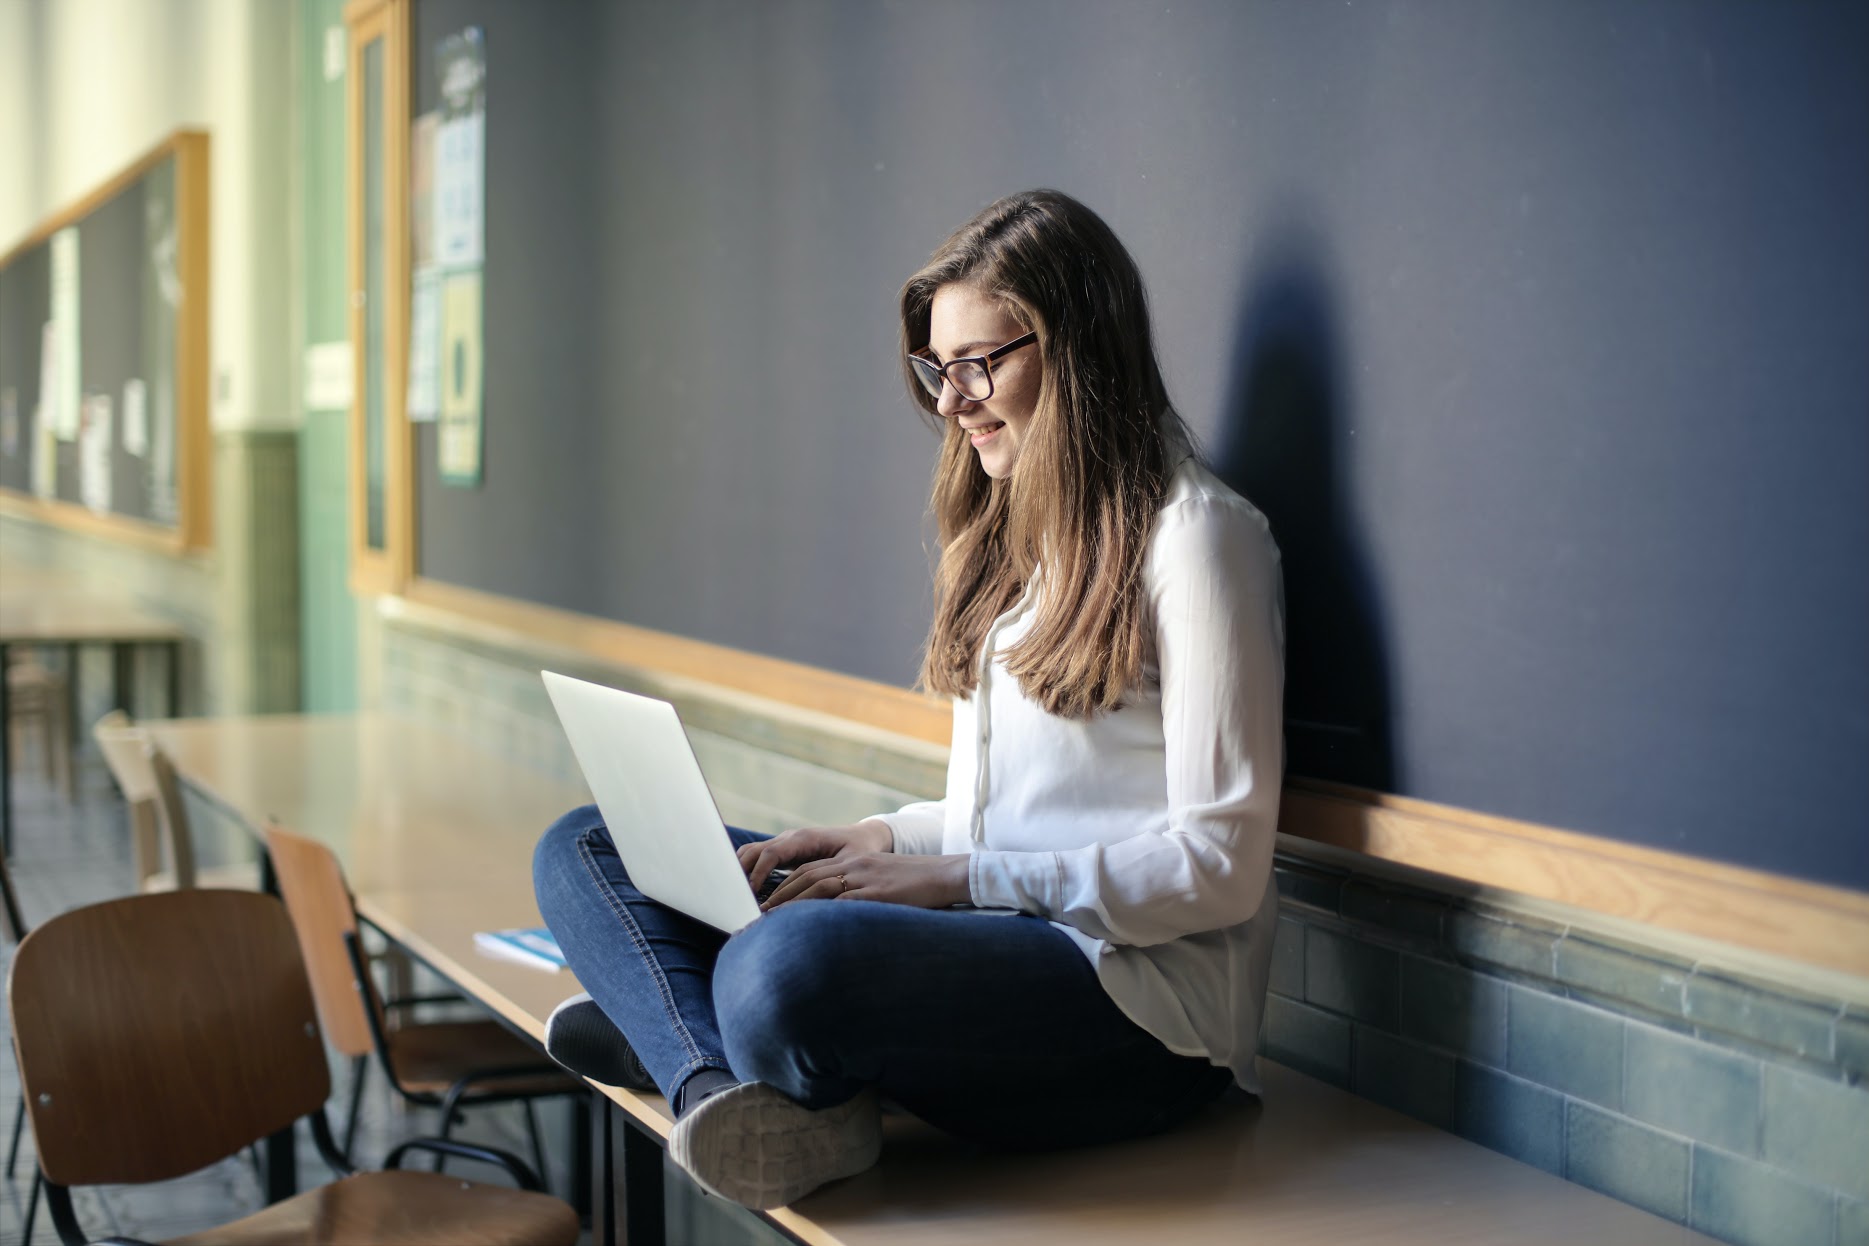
left=944, top=854, right=972, bottom=907
left=854, top=818, right=897, bottom=854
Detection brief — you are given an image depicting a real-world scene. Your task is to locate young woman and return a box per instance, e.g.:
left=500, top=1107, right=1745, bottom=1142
left=533, top=189, right=1285, bottom=1211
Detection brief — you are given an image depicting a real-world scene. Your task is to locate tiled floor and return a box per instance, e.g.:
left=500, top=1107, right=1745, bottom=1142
left=0, top=745, right=581, bottom=1245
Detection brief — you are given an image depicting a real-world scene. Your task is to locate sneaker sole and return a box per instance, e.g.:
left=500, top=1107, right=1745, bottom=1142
left=670, top=1082, right=881, bottom=1210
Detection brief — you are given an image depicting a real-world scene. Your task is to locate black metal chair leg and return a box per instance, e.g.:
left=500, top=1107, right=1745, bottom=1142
left=342, top=1055, right=369, bottom=1162
left=6, top=1096, right=24, bottom=1178
left=521, top=1099, right=547, bottom=1196
left=431, top=1081, right=470, bottom=1173
left=23, top=1170, right=42, bottom=1245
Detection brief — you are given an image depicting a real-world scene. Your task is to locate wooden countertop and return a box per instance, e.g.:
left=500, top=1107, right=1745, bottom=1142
left=150, top=713, right=1721, bottom=1246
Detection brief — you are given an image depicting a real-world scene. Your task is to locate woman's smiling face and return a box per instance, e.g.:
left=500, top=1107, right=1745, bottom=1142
left=926, top=284, right=1041, bottom=479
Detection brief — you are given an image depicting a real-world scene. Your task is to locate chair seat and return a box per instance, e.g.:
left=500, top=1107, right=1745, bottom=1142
left=139, top=861, right=264, bottom=893
left=386, top=1018, right=582, bottom=1097
left=160, top=1168, right=580, bottom=1246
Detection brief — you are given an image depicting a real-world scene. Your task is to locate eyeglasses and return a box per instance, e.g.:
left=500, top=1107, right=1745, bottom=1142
left=907, top=332, right=1037, bottom=403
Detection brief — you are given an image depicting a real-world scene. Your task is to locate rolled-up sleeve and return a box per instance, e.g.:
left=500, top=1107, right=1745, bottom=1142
left=870, top=800, right=948, bottom=855
left=968, top=498, right=1285, bottom=945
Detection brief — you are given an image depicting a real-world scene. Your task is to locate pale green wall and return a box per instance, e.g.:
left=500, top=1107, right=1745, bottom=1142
left=296, top=0, right=358, bottom=712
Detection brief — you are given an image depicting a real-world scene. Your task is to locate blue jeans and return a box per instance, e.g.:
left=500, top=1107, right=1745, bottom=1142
left=533, top=804, right=1233, bottom=1150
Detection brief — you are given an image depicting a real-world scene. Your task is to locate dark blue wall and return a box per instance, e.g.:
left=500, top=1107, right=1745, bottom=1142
left=414, top=0, right=1869, bottom=889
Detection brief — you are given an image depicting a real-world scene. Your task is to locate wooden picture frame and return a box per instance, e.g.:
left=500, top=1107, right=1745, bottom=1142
left=0, top=130, right=212, bottom=554
left=345, top=0, right=413, bottom=595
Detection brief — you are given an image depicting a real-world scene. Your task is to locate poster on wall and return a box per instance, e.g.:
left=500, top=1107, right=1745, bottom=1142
left=50, top=227, right=81, bottom=440
left=0, top=388, right=17, bottom=458
left=428, top=26, right=486, bottom=487
left=38, top=322, right=61, bottom=443
left=407, top=269, right=441, bottom=422
left=437, top=268, right=483, bottom=485
left=30, top=410, right=55, bottom=498
left=410, top=112, right=437, bottom=272
left=434, top=29, right=484, bottom=268
left=79, top=393, right=113, bottom=513
left=122, top=378, right=149, bottom=456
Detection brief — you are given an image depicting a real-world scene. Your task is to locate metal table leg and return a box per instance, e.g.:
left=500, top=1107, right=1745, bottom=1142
left=1, top=641, right=12, bottom=857
left=112, top=641, right=134, bottom=716
left=623, top=1117, right=666, bottom=1246
left=572, top=1092, right=593, bottom=1221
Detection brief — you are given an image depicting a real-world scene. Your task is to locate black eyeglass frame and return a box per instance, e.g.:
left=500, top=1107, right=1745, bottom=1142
left=907, top=331, right=1038, bottom=404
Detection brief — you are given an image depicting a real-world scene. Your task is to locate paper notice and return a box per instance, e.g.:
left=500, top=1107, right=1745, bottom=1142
left=38, top=322, right=60, bottom=443
left=51, top=228, right=81, bottom=440
left=437, top=268, right=483, bottom=486
left=410, top=113, right=439, bottom=272
left=407, top=269, right=441, bottom=422
left=0, top=388, right=17, bottom=458
left=434, top=28, right=485, bottom=268
left=122, top=378, right=149, bottom=456
left=31, top=412, right=55, bottom=498
left=79, top=393, right=114, bottom=512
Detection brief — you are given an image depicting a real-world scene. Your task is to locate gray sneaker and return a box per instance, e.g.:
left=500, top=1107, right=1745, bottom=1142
left=670, top=1082, right=882, bottom=1210
left=543, top=992, right=655, bottom=1091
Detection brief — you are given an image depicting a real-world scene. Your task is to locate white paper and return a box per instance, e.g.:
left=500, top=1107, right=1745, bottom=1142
left=303, top=340, right=354, bottom=411
left=51, top=228, right=81, bottom=440
left=149, top=380, right=176, bottom=524
left=323, top=25, right=346, bottom=82
left=30, top=412, right=55, bottom=498
left=434, top=111, right=484, bottom=268
left=121, top=378, right=149, bottom=456
left=406, top=270, right=441, bottom=422
left=437, top=269, right=483, bottom=484
left=0, top=388, right=17, bottom=458
left=79, top=393, right=113, bottom=512
left=38, top=322, right=60, bottom=443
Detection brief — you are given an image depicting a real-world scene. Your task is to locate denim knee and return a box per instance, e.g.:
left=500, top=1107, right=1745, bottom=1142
left=532, top=803, right=607, bottom=915
left=714, top=902, right=868, bottom=1098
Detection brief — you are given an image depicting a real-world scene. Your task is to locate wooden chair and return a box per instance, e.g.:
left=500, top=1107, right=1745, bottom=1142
left=2, top=851, right=46, bottom=1246
left=6, top=653, right=73, bottom=800
left=92, top=711, right=260, bottom=892
left=8, top=888, right=581, bottom=1246
left=262, top=823, right=584, bottom=1177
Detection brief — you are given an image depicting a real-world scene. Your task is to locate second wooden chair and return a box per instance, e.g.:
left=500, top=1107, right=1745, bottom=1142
left=262, top=822, right=584, bottom=1179
left=91, top=710, right=260, bottom=892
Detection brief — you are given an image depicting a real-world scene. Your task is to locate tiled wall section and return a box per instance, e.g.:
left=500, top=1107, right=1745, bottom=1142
left=372, top=606, right=1868, bottom=1246
left=1265, top=858, right=1869, bottom=1246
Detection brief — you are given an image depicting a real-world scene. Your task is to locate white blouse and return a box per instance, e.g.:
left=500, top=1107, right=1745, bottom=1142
left=871, top=457, right=1286, bottom=1091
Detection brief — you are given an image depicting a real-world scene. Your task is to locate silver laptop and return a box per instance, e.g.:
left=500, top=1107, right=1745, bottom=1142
left=542, top=671, right=763, bottom=933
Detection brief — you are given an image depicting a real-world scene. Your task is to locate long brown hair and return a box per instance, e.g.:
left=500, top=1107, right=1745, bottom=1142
left=899, top=190, right=1191, bottom=719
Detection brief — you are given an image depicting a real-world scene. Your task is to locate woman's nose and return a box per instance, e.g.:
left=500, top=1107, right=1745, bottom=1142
left=935, top=379, right=974, bottom=418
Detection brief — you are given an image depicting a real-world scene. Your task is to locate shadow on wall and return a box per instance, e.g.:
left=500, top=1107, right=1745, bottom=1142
left=1209, top=223, right=1395, bottom=800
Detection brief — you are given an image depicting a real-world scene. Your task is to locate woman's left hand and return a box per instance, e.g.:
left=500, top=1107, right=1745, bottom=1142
left=760, top=853, right=972, bottom=912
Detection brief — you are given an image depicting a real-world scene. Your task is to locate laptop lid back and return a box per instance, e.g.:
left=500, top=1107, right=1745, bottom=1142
left=542, top=671, right=761, bottom=934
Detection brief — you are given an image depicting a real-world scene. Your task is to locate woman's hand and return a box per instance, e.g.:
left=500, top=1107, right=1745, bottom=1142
left=737, top=820, right=894, bottom=893
left=760, top=853, right=971, bottom=912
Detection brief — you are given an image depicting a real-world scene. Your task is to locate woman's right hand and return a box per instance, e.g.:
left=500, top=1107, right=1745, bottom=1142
left=737, top=820, right=894, bottom=893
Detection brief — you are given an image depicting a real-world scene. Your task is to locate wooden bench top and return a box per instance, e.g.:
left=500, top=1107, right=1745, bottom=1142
left=0, top=593, right=189, bottom=644
left=151, top=714, right=1721, bottom=1246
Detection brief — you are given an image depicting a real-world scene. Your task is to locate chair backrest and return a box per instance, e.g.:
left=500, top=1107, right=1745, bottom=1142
left=263, top=822, right=379, bottom=1058
left=9, top=889, right=331, bottom=1187
left=92, top=713, right=193, bottom=889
